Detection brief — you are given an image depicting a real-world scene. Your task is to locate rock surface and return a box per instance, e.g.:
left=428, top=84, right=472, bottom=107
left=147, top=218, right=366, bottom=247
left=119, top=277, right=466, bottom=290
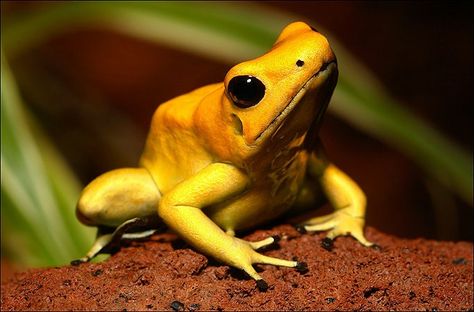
left=1, top=225, right=473, bottom=311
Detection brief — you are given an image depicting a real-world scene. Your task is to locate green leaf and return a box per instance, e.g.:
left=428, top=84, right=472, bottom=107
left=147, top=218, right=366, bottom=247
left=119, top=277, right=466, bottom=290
left=1, top=55, right=94, bottom=267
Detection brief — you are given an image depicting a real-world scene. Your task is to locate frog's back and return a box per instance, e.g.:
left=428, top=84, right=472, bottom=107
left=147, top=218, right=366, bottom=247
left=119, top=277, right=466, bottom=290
left=140, top=83, right=222, bottom=194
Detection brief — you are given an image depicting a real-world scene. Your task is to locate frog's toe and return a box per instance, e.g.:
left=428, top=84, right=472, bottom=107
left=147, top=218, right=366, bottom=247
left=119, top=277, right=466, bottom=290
left=322, top=222, right=373, bottom=248
left=271, top=235, right=281, bottom=243
left=244, top=252, right=302, bottom=290
left=70, top=257, right=89, bottom=266
left=295, top=261, right=309, bottom=274
left=236, top=241, right=303, bottom=291
left=321, top=237, right=334, bottom=251
left=302, top=219, right=337, bottom=232
left=302, top=213, right=335, bottom=226
left=349, top=228, right=374, bottom=247
left=75, top=217, right=157, bottom=264
left=298, top=212, right=338, bottom=232
left=79, top=232, right=115, bottom=262
left=256, top=279, right=269, bottom=292
left=295, top=224, right=307, bottom=234
left=249, top=235, right=280, bottom=250
left=301, top=211, right=374, bottom=248
left=253, top=253, right=299, bottom=269
left=241, top=263, right=264, bottom=284
left=371, top=243, right=382, bottom=251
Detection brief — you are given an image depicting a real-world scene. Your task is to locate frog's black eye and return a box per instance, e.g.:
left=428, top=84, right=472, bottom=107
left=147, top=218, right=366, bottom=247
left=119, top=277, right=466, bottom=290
left=227, top=75, right=265, bottom=108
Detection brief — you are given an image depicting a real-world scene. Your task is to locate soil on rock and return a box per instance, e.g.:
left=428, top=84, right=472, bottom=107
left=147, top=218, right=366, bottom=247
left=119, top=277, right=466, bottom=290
left=1, top=225, right=473, bottom=311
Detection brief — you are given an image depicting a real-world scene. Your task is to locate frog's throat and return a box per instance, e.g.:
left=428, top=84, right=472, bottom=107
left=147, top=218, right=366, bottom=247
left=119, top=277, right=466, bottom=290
left=254, top=61, right=336, bottom=144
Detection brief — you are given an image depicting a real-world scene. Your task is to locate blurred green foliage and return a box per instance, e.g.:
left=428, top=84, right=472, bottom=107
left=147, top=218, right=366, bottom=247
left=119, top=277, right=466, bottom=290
left=1, top=56, right=95, bottom=267
left=1, top=2, right=472, bottom=268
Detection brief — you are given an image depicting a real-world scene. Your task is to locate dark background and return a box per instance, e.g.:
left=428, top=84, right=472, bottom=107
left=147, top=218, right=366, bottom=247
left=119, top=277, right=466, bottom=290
left=4, top=1, right=473, bottom=241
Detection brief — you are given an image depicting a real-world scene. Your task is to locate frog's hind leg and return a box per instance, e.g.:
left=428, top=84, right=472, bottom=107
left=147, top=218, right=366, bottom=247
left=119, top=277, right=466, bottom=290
left=73, top=168, right=162, bottom=264
left=72, top=216, right=162, bottom=265
left=71, top=227, right=115, bottom=265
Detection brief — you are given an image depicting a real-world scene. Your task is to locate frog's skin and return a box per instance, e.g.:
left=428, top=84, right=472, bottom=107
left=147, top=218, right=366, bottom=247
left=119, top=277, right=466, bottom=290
left=75, top=22, right=373, bottom=291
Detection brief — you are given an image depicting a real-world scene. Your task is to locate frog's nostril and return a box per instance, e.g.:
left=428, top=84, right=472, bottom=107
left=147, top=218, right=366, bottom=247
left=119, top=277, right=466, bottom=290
left=231, top=113, right=243, bottom=135
left=296, top=59, right=305, bottom=67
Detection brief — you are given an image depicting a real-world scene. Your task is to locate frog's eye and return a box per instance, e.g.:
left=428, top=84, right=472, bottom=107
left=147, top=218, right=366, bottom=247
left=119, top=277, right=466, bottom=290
left=227, top=75, right=265, bottom=108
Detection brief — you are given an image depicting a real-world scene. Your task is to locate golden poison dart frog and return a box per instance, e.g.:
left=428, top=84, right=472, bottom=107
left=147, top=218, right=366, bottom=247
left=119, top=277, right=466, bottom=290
left=74, top=21, right=374, bottom=291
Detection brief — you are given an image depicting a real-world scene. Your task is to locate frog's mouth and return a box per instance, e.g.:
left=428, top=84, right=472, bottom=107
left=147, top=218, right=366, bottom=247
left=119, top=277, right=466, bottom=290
left=254, top=61, right=337, bottom=144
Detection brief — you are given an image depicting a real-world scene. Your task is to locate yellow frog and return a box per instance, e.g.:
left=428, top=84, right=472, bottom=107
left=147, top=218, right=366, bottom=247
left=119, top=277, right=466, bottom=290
left=74, top=22, right=373, bottom=291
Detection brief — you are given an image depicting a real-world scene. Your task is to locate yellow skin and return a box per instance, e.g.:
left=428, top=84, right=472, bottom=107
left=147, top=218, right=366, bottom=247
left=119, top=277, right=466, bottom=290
left=75, top=22, right=373, bottom=290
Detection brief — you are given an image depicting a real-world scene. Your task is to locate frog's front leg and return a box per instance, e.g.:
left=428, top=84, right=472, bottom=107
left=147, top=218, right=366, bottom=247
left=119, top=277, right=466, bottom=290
left=73, top=168, right=161, bottom=264
left=159, top=163, right=305, bottom=291
left=299, top=153, right=374, bottom=249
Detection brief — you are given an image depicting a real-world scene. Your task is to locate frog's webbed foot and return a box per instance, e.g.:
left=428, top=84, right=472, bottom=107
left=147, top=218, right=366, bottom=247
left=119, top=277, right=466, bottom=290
left=71, top=217, right=159, bottom=265
left=297, top=209, right=373, bottom=249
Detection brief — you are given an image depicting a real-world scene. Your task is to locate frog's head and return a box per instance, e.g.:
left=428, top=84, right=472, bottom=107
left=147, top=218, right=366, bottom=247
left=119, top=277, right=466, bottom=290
left=195, top=21, right=337, bottom=162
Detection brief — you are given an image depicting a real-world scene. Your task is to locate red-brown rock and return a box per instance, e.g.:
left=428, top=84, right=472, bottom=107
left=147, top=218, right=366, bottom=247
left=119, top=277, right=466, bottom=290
left=1, top=226, right=472, bottom=311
